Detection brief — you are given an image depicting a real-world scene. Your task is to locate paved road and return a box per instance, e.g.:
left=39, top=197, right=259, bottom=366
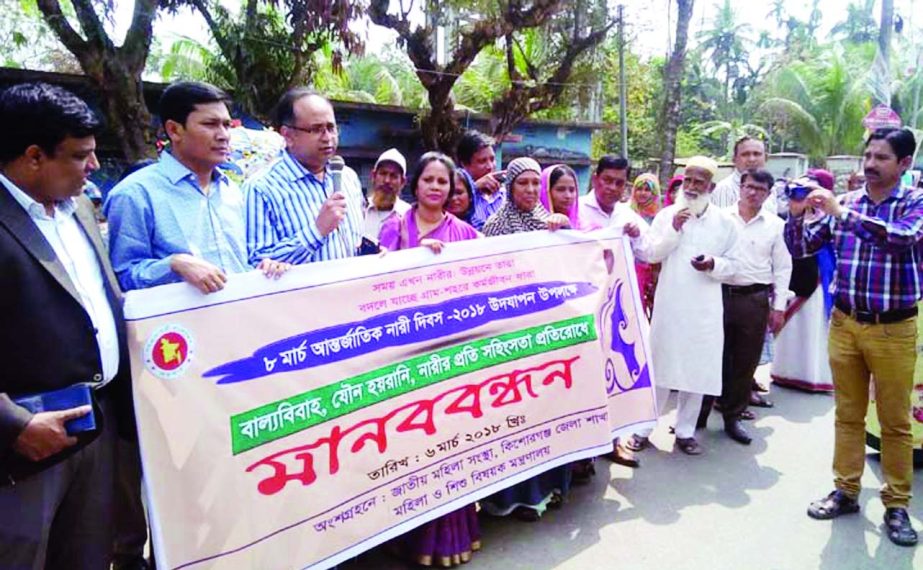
left=344, top=366, right=923, bottom=570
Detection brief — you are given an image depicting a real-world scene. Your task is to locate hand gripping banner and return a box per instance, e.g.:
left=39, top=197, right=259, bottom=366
left=124, top=228, right=656, bottom=570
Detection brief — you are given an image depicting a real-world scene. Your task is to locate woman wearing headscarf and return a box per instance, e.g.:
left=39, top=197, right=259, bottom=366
left=630, top=173, right=662, bottom=224
left=770, top=169, right=836, bottom=393
left=539, top=163, right=582, bottom=229
left=664, top=174, right=683, bottom=207
left=447, top=168, right=477, bottom=225
left=482, top=158, right=571, bottom=237
left=628, top=173, right=663, bottom=317
left=379, top=152, right=482, bottom=567
left=480, top=157, right=573, bottom=521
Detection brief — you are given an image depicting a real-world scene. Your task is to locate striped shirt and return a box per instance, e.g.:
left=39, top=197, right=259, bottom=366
left=784, top=184, right=923, bottom=313
left=244, top=151, right=364, bottom=264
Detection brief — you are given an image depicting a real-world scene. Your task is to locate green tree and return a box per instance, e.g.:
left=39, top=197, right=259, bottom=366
left=368, top=0, right=565, bottom=152
left=486, top=3, right=615, bottom=142
left=756, top=46, right=872, bottom=161
left=36, top=0, right=164, bottom=160
left=187, top=0, right=364, bottom=118
left=697, top=0, right=752, bottom=116
left=830, top=0, right=877, bottom=44
left=0, top=0, right=79, bottom=71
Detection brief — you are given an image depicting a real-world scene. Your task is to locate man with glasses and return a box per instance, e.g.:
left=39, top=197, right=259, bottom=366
left=700, top=169, right=791, bottom=446
left=245, top=89, right=363, bottom=263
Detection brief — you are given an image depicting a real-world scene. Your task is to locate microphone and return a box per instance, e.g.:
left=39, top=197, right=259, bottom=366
left=328, top=155, right=345, bottom=197
left=326, top=155, right=350, bottom=254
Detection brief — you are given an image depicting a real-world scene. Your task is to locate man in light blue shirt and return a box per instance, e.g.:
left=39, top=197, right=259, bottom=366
left=245, top=89, right=364, bottom=264
left=105, top=82, right=288, bottom=294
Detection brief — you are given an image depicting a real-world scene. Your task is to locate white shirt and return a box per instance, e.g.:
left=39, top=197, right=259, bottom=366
left=711, top=170, right=778, bottom=214
left=578, top=191, right=617, bottom=229
left=578, top=194, right=655, bottom=262
left=363, top=196, right=411, bottom=241
left=2, top=174, right=120, bottom=384
left=647, top=203, right=740, bottom=395
left=725, top=205, right=793, bottom=311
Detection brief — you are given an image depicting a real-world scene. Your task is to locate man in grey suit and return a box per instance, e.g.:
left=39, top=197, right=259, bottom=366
left=0, top=83, right=131, bottom=569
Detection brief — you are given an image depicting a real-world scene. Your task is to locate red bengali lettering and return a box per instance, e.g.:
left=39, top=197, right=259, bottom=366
left=245, top=356, right=579, bottom=496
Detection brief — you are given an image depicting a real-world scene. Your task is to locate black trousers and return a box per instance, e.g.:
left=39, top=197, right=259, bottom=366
left=718, top=287, right=770, bottom=418
left=0, top=397, right=117, bottom=570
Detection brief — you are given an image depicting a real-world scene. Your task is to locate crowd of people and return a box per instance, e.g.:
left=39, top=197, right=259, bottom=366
left=1, top=78, right=922, bottom=570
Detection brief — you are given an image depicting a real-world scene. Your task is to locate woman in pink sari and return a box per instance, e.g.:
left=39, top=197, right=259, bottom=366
left=378, top=152, right=481, bottom=567
left=380, top=152, right=480, bottom=253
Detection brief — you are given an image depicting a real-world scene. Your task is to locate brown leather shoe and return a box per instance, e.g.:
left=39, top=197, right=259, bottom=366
left=605, top=442, right=640, bottom=468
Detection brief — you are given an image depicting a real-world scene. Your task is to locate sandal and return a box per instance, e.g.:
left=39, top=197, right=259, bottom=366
left=547, top=491, right=564, bottom=510
left=624, top=434, right=650, bottom=452
left=807, top=490, right=859, bottom=520
left=674, top=437, right=703, bottom=455
left=749, top=393, right=774, bottom=408
left=513, top=506, right=541, bottom=522
left=571, top=460, right=596, bottom=484
left=752, top=379, right=770, bottom=393
left=738, top=409, right=756, bottom=421
left=884, top=508, right=919, bottom=546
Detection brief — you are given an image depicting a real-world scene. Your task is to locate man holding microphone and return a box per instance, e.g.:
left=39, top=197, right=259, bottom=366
left=246, top=89, right=364, bottom=264
left=786, top=128, right=923, bottom=547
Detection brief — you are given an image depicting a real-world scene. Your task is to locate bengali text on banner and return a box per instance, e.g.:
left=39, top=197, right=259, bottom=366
left=124, top=228, right=656, bottom=570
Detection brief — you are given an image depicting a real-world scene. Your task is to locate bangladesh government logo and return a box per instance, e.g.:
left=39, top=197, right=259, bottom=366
left=144, top=325, right=195, bottom=379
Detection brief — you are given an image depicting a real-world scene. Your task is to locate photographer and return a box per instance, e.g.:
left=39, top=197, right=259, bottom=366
left=785, top=128, right=923, bottom=547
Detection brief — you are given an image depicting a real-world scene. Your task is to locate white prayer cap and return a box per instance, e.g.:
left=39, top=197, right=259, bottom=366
left=685, top=156, right=719, bottom=178
left=374, top=148, right=407, bottom=175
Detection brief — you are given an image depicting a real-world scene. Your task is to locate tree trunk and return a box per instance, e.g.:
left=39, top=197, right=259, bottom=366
left=879, top=0, right=893, bottom=66
left=657, top=0, right=694, bottom=189
left=91, top=59, right=156, bottom=161
left=368, top=0, right=563, bottom=153
left=36, top=0, right=158, bottom=161
left=878, top=0, right=894, bottom=106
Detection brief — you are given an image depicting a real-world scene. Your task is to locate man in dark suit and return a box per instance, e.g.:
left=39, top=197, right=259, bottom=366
left=0, top=83, right=131, bottom=569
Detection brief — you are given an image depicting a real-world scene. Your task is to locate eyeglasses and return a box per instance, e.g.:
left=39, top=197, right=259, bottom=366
left=284, top=123, right=338, bottom=136
left=742, top=182, right=770, bottom=193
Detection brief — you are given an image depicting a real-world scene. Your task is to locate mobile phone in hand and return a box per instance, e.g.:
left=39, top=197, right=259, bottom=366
left=357, top=236, right=381, bottom=256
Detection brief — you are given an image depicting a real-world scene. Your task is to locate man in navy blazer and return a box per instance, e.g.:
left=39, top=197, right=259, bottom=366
left=0, top=83, right=131, bottom=569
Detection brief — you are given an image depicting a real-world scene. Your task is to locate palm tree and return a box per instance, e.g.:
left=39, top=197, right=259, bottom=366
left=697, top=0, right=752, bottom=117
left=830, top=0, right=878, bottom=44
left=756, top=46, right=871, bottom=161
left=694, top=120, right=768, bottom=159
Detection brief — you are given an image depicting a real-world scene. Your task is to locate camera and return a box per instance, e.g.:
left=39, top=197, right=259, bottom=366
left=784, top=178, right=812, bottom=201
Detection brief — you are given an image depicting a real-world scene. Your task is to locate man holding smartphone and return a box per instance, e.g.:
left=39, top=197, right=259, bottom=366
left=787, top=128, right=923, bottom=547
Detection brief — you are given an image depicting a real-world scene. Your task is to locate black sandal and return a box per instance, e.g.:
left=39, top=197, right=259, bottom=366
left=513, top=506, right=541, bottom=522
left=807, top=490, right=859, bottom=520
left=884, top=508, right=919, bottom=546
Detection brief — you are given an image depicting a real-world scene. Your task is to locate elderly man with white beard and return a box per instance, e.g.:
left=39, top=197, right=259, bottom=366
left=623, top=156, right=740, bottom=456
